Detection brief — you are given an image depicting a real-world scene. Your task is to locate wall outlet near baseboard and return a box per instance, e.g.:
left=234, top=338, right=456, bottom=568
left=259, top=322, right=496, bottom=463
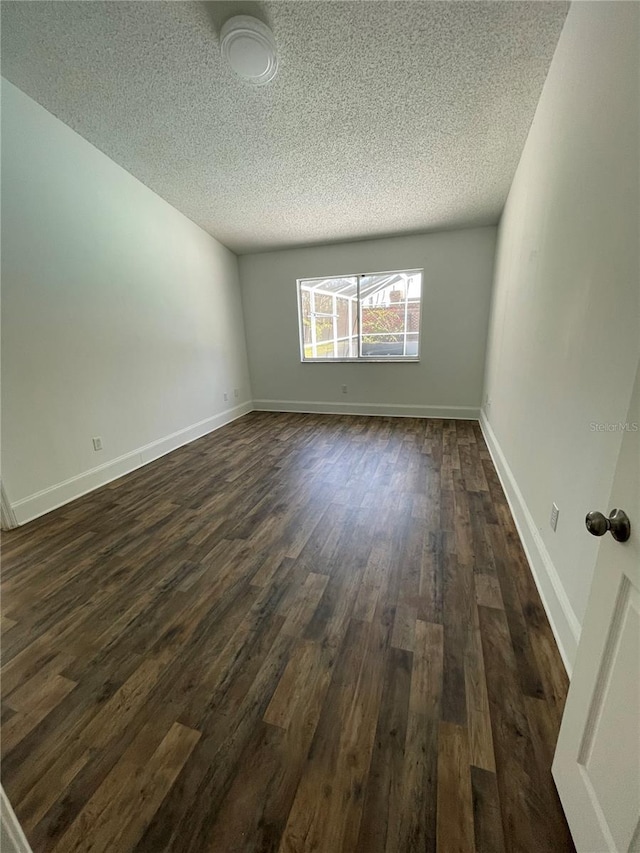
left=92, top=436, right=103, bottom=451
left=341, top=384, right=348, bottom=394
left=224, top=392, right=229, bottom=402
left=550, top=502, right=559, bottom=531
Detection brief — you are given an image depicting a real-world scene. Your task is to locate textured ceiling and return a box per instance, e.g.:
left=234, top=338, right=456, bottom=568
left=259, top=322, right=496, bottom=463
left=1, top=1, right=568, bottom=254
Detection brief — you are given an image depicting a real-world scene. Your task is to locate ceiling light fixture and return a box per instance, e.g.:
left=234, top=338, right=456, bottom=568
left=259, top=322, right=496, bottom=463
left=220, top=16, right=278, bottom=85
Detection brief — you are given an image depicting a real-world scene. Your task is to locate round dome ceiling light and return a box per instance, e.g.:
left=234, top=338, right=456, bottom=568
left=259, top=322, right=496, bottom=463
left=220, top=16, right=278, bottom=85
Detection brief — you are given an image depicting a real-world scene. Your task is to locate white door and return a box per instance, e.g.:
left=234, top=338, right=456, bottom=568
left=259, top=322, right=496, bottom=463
left=553, top=363, right=640, bottom=853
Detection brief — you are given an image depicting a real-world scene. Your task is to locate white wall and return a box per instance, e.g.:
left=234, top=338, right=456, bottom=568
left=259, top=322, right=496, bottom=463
left=239, top=228, right=496, bottom=418
left=1, top=787, right=31, bottom=853
left=482, top=2, right=639, bottom=672
left=1, top=80, right=252, bottom=523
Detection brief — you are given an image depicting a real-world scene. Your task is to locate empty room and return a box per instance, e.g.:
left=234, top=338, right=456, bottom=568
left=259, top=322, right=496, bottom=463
left=1, top=1, right=638, bottom=852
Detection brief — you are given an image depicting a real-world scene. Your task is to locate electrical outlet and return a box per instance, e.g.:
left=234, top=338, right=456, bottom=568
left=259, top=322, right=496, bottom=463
left=341, top=384, right=348, bottom=394
left=224, top=392, right=229, bottom=402
left=550, top=502, right=559, bottom=532
left=92, top=437, right=103, bottom=452
left=234, top=388, right=239, bottom=398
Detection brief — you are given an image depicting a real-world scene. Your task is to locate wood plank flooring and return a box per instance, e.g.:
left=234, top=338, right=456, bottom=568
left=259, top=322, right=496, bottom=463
left=0, top=412, right=575, bottom=852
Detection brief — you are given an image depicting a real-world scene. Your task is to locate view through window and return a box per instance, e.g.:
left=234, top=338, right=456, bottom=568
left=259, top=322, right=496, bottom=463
left=298, top=269, right=422, bottom=361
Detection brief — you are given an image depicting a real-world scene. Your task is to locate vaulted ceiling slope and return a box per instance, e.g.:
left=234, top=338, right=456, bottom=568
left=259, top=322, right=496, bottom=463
left=1, top=1, right=568, bottom=254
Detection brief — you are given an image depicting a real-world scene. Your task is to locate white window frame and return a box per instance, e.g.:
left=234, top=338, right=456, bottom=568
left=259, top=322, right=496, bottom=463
left=297, top=268, right=423, bottom=363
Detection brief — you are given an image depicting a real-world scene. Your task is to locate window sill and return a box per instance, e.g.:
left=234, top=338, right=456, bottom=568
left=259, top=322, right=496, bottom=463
left=301, top=358, right=421, bottom=364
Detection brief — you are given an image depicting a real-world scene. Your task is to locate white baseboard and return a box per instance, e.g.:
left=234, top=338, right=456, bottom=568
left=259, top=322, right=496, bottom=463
left=1, top=482, right=19, bottom=530
left=253, top=399, right=480, bottom=420
left=10, top=402, right=253, bottom=526
left=479, top=411, right=580, bottom=675
left=1, top=787, right=32, bottom=853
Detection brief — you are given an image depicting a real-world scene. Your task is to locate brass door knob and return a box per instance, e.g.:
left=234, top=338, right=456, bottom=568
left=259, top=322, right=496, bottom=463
left=585, top=509, right=631, bottom=542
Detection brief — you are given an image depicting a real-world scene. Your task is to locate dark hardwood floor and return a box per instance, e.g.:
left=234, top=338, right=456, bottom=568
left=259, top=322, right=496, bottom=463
left=1, top=412, right=575, bottom=852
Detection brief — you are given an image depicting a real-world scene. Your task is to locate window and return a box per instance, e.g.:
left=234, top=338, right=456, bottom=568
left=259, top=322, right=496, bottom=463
left=297, top=269, right=422, bottom=361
